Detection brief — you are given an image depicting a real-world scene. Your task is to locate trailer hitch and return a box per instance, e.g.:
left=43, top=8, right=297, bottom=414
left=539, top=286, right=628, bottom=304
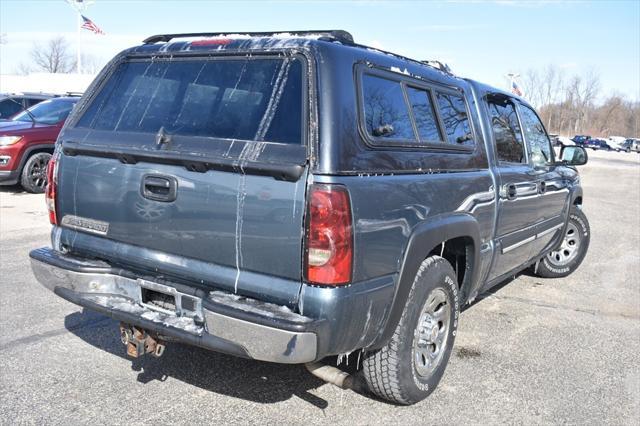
left=119, top=323, right=166, bottom=358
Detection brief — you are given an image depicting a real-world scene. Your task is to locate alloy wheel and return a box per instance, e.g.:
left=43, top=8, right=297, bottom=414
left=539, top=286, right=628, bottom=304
left=28, top=155, right=49, bottom=190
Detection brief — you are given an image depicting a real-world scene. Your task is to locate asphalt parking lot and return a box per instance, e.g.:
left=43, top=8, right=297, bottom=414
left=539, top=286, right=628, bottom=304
left=1, top=149, right=638, bottom=424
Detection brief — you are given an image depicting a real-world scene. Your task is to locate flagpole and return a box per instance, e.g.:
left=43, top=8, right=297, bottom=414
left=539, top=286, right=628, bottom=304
left=76, top=10, right=81, bottom=74
left=66, top=0, right=95, bottom=74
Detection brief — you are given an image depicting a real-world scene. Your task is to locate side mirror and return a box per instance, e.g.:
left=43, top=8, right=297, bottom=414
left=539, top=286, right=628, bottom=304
left=559, top=145, right=588, bottom=166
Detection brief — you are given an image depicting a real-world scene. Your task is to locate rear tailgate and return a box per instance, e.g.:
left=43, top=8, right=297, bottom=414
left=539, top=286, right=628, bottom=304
left=54, top=53, right=309, bottom=305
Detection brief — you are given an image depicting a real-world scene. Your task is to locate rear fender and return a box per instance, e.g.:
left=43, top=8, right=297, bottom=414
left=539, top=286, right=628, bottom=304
left=369, top=212, right=481, bottom=349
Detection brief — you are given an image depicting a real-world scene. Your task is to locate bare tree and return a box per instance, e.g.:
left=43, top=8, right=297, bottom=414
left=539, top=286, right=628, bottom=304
left=521, top=64, right=639, bottom=138
left=30, top=37, right=75, bottom=73
left=540, top=65, right=566, bottom=130
left=15, top=62, right=33, bottom=76
left=521, top=68, right=543, bottom=108
left=78, top=53, right=101, bottom=74
left=594, top=95, right=624, bottom=135
left=521, top=65, right=568, bottom=130
left=566, top=70, right=600, bottom=134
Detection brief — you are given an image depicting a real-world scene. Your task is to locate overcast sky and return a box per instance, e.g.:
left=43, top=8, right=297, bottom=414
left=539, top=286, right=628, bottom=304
left=1, top=0, right=638, bottom=101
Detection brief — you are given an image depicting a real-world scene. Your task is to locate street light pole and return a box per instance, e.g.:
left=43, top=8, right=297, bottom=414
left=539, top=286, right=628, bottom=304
left=506, top=73, right=520, bottom=91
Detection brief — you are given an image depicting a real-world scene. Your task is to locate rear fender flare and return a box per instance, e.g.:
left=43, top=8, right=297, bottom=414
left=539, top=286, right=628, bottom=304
left=369, top=212, right=481, bottom=350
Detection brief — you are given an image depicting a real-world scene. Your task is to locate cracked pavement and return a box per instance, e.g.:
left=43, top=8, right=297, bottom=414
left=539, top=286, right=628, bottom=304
left=1, top=149, right=638, bottom=424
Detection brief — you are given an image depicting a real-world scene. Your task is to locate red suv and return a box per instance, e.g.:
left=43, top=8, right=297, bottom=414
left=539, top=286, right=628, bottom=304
left=0, top=96, right=79, bottom=193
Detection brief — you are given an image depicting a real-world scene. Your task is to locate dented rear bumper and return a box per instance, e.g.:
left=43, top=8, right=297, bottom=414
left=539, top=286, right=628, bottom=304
left=29, top=247, right=319, bottom=364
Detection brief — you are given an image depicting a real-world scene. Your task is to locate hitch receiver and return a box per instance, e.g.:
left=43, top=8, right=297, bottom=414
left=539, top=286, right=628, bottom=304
left=119, top=323, right=166, bottom=358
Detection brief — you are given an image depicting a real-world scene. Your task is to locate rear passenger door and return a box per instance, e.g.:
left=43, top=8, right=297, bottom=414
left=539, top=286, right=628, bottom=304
left=486, top=95, right=540, bottom=281
left=516, top=103, right=570, bottom=257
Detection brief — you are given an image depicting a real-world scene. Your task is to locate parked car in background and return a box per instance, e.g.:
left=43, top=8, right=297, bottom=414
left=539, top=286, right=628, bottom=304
left=622, top=138, right=640, bottom=153
left=583, top=138, right=612, bottom=151
left=572, top=135, right=591, bottom=145
left=0, top=96, right=80, bottom=192
left=607, top=136, right=627, bottom=152
left=0, top=92, right=55, bottom=120
left=30, top=30, right=590, bottom=405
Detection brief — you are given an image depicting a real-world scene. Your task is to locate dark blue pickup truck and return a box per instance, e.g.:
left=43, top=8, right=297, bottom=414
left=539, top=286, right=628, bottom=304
left=30, top=31, right=590, bottom=404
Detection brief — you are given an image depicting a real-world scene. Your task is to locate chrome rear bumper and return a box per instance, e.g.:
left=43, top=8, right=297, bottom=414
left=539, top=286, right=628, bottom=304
left=30, top=248, right=318, bottom=364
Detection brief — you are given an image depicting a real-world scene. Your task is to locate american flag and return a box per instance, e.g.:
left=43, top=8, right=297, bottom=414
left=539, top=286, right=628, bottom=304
left=511, top=79, right=523, bottom=97
left=81, top=15, right=105, bottom=35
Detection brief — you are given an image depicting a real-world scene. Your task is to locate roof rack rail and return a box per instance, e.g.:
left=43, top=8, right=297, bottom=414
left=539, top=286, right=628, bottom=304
left=421, top=60, right=453, bottom=75
left=143, top=30, right=354, bottom=45
left=349, top=41, right=457, bottom=77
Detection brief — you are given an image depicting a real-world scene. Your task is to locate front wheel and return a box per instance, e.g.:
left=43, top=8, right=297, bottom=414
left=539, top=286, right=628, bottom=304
left=535, top=207, right=590, bottom=278
left=20, top=152, right=51, bottom=193
left=362, top=256, right=459, bottom=405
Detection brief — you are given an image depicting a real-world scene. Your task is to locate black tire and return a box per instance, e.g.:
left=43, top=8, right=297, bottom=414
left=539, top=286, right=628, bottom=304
left=362, top=256, right=460, bottom=405
left=535, top=207, right=590, bottom=278
left=20, top=152, right=51, bottom=194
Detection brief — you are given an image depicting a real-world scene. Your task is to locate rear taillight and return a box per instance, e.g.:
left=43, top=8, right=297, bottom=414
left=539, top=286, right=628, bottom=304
left=305, top=184, right=353, bottom=286
left=45, top=155, right=58, bottom=225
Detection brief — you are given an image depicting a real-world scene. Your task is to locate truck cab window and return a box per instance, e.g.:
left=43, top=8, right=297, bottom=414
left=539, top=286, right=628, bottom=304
left=487, top=97, right=525, bottom=163
left=519, top=105, right=553, bottom=167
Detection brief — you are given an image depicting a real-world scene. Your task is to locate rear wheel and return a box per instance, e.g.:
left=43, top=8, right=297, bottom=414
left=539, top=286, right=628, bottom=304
left=535, top=207, right=590, bottom=278
left=20, top=152, right=51, bottom=194
left=362, top=256, right=459, bottom=405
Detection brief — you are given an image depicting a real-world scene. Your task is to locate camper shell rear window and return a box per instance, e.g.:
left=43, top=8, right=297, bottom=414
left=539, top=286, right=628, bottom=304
left=76, top=55, right=305, bottom=145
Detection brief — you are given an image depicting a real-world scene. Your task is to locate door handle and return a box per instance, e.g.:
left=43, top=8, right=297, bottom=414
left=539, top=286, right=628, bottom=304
left=141, top=174, right=177, bottom=202
left=504, top=183, right=517, bottom=200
